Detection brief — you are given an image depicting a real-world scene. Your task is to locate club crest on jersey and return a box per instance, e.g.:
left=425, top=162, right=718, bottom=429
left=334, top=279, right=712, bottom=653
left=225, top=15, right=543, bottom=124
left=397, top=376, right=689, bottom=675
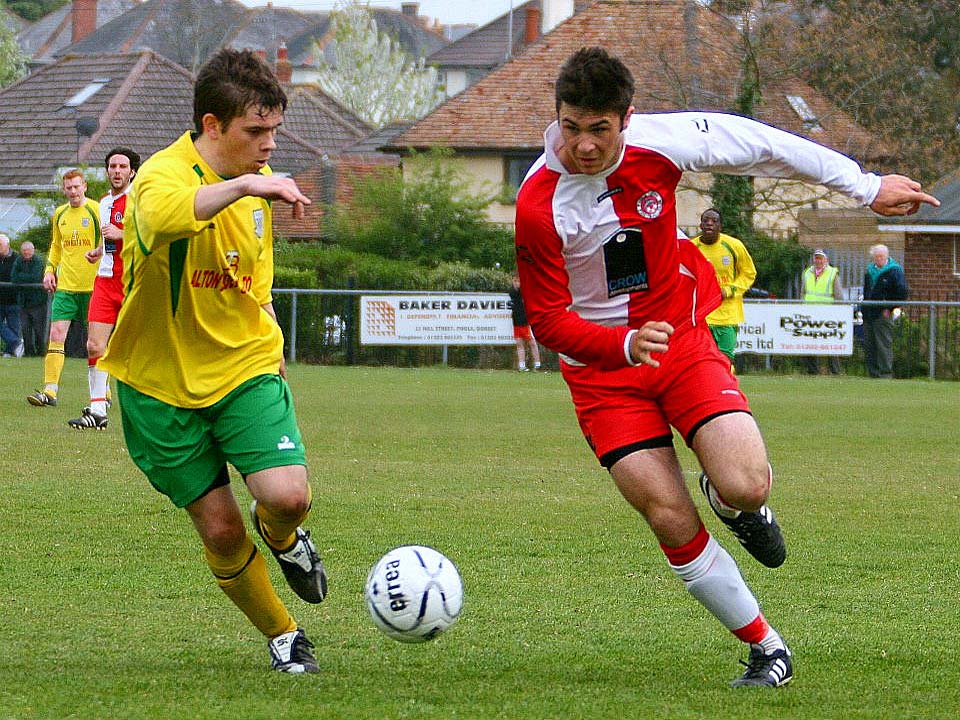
left=81, top=217, right=91, bottom=227
left=636, top=190, right=663, bottom=219
left=113, top=211, right=123, bottom=224
left=252, top=208, right=264, bottom=238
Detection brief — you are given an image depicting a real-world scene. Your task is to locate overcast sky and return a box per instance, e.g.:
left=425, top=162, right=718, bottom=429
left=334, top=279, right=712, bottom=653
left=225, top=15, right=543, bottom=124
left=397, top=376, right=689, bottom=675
left=245, top=1, right=518, bottom=27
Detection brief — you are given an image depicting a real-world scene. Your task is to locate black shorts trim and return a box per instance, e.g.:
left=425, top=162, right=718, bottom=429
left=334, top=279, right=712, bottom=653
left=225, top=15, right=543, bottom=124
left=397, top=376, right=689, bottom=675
left=684, top=410, right=753, bottom=447
left=192, top=464, right=231, bottom=504
left=600, top=434, right=674, bottom=470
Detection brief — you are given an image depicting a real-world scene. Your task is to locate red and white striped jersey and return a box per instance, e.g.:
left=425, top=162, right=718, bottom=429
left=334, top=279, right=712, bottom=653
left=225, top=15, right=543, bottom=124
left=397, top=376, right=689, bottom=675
left=515, top=111, right=881, bottom=369
left=98, top=188, right=130, bottom=279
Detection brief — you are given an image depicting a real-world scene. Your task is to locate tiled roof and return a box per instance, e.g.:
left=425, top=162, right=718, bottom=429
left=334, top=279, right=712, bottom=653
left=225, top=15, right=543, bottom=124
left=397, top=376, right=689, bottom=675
left=286, top=7, right=447, bottom=68
left=427, top=1, right=537, bottom=69
left=282, top=84, right=372, bottom=157
left=59, top=0, right=256, bottom=71
left=393, top=0, right=884, bottom=164
left=17, top=0, right=138, bottom=64
left=0, top=51, right=327, bottom=187
left=0, top=51, right=194, bottom=187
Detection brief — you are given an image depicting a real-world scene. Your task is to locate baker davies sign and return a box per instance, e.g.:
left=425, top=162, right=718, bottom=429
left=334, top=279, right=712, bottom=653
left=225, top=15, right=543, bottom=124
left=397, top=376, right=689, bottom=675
left=361, top=294, right=514, bottom=346
left=737, top=302, right=854, bottom=356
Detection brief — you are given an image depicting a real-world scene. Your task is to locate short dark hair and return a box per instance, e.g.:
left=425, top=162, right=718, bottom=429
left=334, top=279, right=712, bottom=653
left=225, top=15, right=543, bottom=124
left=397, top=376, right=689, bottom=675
left=104, top=146, right=141, bottom=172
left=193, top=48, right=287, bottom=133
left=555, top=47, right=634, bottom=120
left=702, top=208, right=722, bottom=220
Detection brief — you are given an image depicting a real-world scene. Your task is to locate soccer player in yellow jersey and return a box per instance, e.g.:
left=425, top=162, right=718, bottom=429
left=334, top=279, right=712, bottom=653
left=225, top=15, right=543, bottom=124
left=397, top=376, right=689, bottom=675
left=692, top=208, right=757, bottom=366
left=99, top=49, right=323, bottom=674
left=27, top=169, right=100, bottom=407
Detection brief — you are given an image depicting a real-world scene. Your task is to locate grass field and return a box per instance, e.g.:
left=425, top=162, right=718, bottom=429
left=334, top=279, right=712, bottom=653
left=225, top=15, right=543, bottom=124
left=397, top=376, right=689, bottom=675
left=1, top=359, right=958, bottom=719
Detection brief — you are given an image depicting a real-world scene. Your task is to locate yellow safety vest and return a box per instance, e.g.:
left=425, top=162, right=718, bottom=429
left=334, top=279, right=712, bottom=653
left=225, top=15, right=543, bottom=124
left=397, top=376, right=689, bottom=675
left=803, top=266, right=838, bottom=303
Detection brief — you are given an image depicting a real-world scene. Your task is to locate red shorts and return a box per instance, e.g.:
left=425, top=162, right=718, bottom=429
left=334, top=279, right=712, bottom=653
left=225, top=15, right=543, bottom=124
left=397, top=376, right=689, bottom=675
left=560, top=322, right=750, bottom=468
left=513, top=325, right=532, bottom=340
left=88, top=274, right=124, bottom=325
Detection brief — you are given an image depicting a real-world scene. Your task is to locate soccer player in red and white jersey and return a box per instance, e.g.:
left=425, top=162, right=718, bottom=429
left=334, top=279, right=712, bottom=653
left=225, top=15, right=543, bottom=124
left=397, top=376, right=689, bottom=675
left=515, top=48, right=939, bottom=687
left=68, top=147, right=140, bottom=430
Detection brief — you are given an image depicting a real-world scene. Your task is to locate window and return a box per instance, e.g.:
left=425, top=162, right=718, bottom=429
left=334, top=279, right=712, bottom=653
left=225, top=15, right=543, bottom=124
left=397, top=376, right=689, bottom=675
left=785, top=94, right=822, bottom=132
left=502, top=154, right=539, bottom=203
left=64, top=79, right=111, bottom=108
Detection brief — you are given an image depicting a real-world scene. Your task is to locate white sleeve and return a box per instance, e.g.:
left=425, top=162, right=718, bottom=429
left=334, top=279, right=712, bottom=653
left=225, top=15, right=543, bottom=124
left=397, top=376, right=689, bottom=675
left=625, top=112, right=882, bottom=207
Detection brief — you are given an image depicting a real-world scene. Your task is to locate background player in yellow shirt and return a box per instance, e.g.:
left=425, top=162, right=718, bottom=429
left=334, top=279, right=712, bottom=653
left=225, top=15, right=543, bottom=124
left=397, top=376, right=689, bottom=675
left=99, top=48, right=323, bottom=673
left=692, top=208, right=757, bottom=366
left=27, top=169, right=100, bottom=407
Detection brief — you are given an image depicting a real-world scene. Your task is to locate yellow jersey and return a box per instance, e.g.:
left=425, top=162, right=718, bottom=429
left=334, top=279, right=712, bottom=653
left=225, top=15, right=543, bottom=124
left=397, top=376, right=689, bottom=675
left=47, top=199, right=101, bottom=292
left=692, top=232, right=756, bottom=326
left=100, top=131, right=282, bottom=408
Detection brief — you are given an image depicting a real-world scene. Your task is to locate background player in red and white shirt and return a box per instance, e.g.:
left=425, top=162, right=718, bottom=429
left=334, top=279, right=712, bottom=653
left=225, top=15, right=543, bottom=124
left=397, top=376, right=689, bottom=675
left=515, top=47, right=938, bottom=687
left=68, top=147, right=140, bottom=430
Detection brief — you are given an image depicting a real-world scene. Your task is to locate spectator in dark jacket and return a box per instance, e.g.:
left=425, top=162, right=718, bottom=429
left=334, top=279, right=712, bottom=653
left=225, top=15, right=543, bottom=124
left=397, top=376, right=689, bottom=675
left=862, top=244, right=907, bottom=379
left=0, top=234, right=23, bottom=357
left=11, top=241, right=48, bottom=356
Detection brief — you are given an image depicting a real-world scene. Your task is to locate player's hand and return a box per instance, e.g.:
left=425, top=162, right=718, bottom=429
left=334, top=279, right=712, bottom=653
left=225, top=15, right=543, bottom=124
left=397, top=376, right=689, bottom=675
left=245, top=175, right=311, bottom=218
left=102, top=224, right=122, bottom=241
left=278, top=354, right=287, bottom=379
left=629, top=321, right=674, bottom=368
left=42, top=271, right=57, bottom=293
left=85, top=246, right=103, bottom=263
left=870, top=175, right=940, bottom=216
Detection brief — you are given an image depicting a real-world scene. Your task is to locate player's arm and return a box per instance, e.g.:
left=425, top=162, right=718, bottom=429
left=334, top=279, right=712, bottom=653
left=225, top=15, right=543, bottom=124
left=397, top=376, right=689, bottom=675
left=515, top=192, right=659, bottom=369
left=727, top=240, right=757, bottom=298
left=44, top=212, right=62, bottom=292
left=634, top=112, right=939, bottom=214
left=194, top=174, right=310, bottom=221
left=261, top=301, right=287, bottom=378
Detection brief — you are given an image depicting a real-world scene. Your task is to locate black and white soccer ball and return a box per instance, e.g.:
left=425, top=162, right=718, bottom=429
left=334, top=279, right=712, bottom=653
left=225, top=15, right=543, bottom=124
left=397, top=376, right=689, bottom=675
left=364, top=545, right=464, bottom=643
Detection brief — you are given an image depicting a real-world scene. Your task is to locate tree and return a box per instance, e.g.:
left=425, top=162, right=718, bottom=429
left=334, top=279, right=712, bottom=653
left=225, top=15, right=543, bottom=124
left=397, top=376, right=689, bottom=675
left=754, top=0, right=960, bottom=183
left=324, top=148, right=514, bottom=269
left=314, top=1, right=443, bottom=129
left=0, top=13, right=27, bottom=87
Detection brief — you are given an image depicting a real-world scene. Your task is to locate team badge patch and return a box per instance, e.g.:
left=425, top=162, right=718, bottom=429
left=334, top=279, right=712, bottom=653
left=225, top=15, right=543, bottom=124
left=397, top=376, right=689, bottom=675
left=636, top=190, right=663, bottom=219
left=252, top=208, right=264, bottom=238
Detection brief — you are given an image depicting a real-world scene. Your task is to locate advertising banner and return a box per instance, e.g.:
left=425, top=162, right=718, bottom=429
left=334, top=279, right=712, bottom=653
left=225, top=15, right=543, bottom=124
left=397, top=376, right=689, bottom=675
left=361, top=294, right=514, bottom=346
left=737, top=302, right=854, bottom=356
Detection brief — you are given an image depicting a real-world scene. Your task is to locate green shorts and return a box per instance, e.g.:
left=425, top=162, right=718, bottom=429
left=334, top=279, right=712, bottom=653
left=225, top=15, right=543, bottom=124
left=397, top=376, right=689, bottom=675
left=117, top=374, right=307, bottom=508
left=50, top=290, right=90, bottom=322
left=709, top=324, right=738, bottom=362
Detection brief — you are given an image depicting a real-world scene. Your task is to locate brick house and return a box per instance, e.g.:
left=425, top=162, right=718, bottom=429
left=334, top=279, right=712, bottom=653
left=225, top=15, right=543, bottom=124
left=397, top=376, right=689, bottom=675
left=879, top=170, right=960, bottom=301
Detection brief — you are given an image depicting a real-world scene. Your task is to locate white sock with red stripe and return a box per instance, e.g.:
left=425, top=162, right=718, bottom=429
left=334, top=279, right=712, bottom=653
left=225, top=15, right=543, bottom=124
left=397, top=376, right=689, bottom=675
left=661, top=523, right=785, bottom=652
left=88, top=358, right=109, bottom=416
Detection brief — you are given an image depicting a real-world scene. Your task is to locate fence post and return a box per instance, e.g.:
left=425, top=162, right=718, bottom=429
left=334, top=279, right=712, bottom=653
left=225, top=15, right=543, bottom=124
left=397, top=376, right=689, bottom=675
left=928, top=303, right=937, bottom=380
left=288, top=291, right=298, bottom=364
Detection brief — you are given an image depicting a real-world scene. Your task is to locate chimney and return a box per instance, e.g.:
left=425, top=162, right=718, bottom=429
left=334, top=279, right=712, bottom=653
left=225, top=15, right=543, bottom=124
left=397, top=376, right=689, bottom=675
left=276, top=42, right=292, bottom=84
left=541, top=0, right=575, bottom=35
left=72, top=0, right=98, bottom=43
left=524, top=6, right=541, bottom=45
left=401, top=2, right=419, bottom=17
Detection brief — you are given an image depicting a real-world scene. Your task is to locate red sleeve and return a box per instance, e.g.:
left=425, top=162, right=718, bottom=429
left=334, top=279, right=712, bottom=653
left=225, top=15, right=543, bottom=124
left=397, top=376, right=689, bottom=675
left=514, top=173, right=632, bottom=370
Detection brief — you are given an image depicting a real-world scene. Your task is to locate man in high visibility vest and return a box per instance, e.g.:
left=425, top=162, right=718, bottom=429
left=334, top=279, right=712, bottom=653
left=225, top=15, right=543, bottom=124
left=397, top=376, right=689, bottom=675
left=802, top=248, right=843, bottom=374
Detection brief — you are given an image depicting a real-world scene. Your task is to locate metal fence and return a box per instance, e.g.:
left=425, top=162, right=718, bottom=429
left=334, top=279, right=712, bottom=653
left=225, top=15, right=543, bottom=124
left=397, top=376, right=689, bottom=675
left=272, top=289, right=960, bottom=380
left=4, top=283, right=955, bottom=379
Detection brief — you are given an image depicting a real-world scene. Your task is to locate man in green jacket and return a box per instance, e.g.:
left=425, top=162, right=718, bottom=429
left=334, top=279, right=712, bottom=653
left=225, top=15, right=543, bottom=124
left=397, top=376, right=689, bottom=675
left=11, top=241, right=48, bottom=356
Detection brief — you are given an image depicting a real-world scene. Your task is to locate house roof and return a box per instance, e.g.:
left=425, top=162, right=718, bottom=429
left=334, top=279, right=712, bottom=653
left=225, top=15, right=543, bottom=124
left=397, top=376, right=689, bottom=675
left=0, top=51, right=332, bottom=187
left=281, top=84, right=372, bottom=158
left=58, top=0, right=268, bottom=71
left=54, top=0, right=446, bottom=72
left=3, top=6, right=29, bottom=34
left=17, top=0, right=139, bottom=65
left=427, top=1, right=537, bottom=69
left=286, top=6, right=447, bottom=68
left=391, top=0, right=884, bottom=164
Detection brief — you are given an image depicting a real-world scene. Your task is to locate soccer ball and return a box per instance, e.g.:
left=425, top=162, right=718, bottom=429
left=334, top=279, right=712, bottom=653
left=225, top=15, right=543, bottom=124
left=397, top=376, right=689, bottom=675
left=364, top=545, right=464, bottom=643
